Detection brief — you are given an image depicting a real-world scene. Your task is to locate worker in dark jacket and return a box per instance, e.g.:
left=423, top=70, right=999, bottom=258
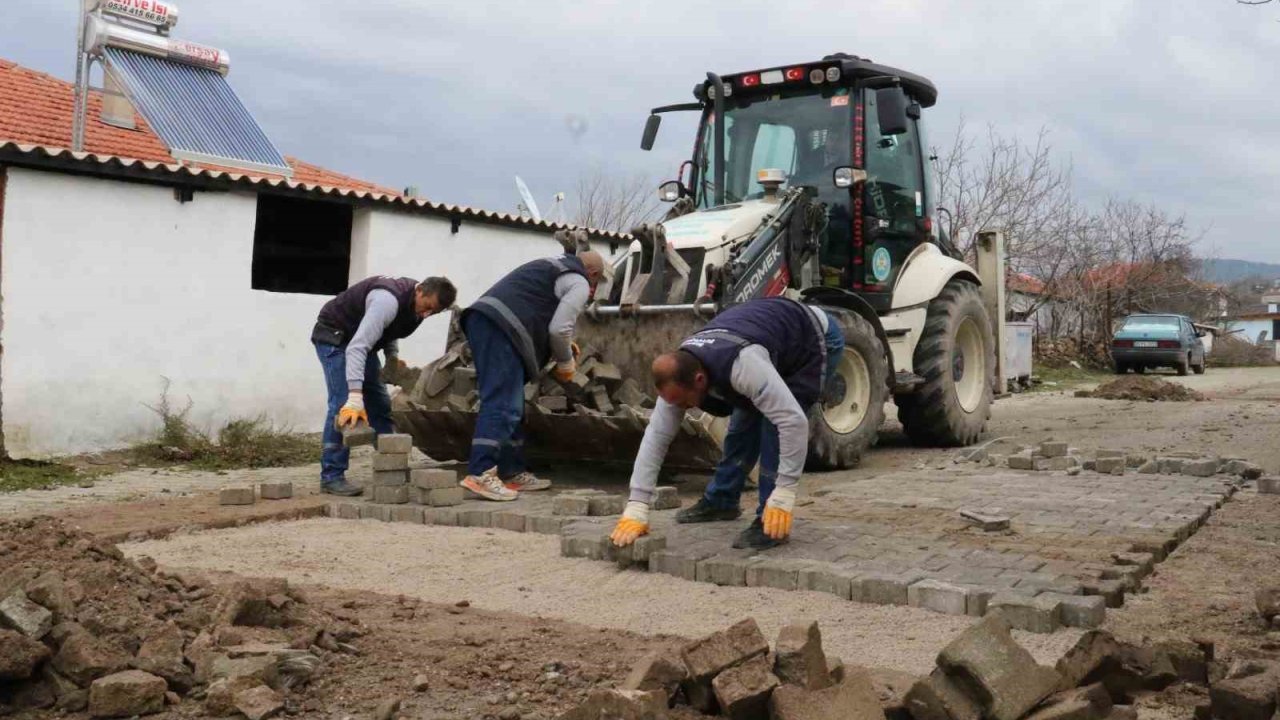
left=610, top=297, right=845, bottom=549
left=459, top=251, right=605, bottom=501
left=314, top=275, right=457, bottom=496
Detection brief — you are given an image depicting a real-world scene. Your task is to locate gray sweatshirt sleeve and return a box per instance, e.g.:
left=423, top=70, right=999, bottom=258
left=627, top=398, right=684, bottom=504
left=549, top=273, right=590, bottom=364
left=345, top=290, right=399, bottom=391
left=730, top=345, right=809, bottom=488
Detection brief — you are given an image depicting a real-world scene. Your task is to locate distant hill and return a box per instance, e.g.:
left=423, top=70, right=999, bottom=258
left=1199, top=258, right=1280, bottom=284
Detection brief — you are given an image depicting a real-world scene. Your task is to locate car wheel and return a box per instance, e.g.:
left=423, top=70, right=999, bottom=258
left=1176, top=354, right=1189, bottom=376
left=1114, top=362, right=1128, bottom=375
left=1193, top=357, right=1206, bottom=375
left=1134, top=364, right=1145, bottom=375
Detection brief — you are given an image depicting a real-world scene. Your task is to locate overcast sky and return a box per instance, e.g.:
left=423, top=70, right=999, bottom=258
left=4, top=0, right=1280, bottom=262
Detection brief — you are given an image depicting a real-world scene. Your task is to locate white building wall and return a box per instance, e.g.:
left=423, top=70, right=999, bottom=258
left=0, top=167, right=559, bottom=457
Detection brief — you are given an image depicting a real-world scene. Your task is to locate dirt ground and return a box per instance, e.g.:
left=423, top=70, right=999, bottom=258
left=4, top=366, right=1279, bottom=718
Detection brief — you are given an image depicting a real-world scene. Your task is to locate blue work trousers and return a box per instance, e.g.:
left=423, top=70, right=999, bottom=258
left=316, top=342, right=393, bottom=485
left=463, top=313, right=529, bottom=478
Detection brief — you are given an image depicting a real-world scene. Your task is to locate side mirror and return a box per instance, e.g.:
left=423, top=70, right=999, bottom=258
left=833, top=167, right=867, bottom=188
left=658, top=180, right=683, bottom=202
left=641, top=115, right=662, bottom=151
left=876, top=87, right=910, bottom=136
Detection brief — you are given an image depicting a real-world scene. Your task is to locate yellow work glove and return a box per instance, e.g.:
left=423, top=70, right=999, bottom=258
left=610, top=501, right=651, bottom=547
left=553, top=359, right=577, bottom=383
left=762, top=485, right=796, bottom=540
left=334, top=392, right=368, bottom=430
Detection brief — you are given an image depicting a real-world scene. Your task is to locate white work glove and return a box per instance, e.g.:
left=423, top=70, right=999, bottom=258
left=762, top=484, right=796, bottom=540
left=610, top=501, right=651, bottom=547
left=335, top=392, right=367, bottom=430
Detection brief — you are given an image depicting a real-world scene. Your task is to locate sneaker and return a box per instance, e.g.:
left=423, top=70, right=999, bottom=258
left=676, top=498, right=742, bottom=524
left=732, top=518, right=784, bottom=550
left=460, top=469, right=518, bottom=502
left=503, top=471, right=551, bottom=492
left=321, top=480, right=363, bottom=497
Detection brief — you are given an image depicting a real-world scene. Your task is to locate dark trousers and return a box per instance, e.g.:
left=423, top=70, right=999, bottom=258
left=315, top=341, right=393, bottom=484
left=464, top=313, right=528, bottom=478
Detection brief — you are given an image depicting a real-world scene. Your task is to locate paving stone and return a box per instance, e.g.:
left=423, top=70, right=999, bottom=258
left=937, top=615, right=1061, bottom=720
left=904, top=668, right=983, bottom=720
left=491, top=512, right=527, bottom=533
left=1258, top=477, right=1280, bottom=495
left=0, top=591, right=53, bottom=639
left=560, top=533, right=609, bottom=561
left=1137, top=460, right=1160, bottom=474
left=711, top=654, right=778, bottom=720
left=553, top=495, right=593, bottom=516
left=959, top=510, right=1011, bottom=531
left=1095, top=458, right=1125, bottom=475
left=796, top=564, right=854, bottom=600
left=372, top=470, right=408, bottom=487
left=372, top=486, right=409, bottom=504
left=1081, top=578, right=1127, bottom=608
left=769, top=669, right=883, bottom=720
left=681, top=618, right=769, bottom=681
left=1055, top=594, right=1107, bottom=629
left=410, top=468, right=457, bottom=490
left=773, top=620, right=830, bottom=690
left=456, top=509, right=493, bottom=528
left=219, top=486, right=255, bottom=506
left=1208, top=667, right=1278, bottom=720
left=526, top=515, right=566, bottom=535
left=1040, top=441, right=1069, bottom=458
left=88, top=670, right=166, bottom=718
left=697, top=555, right=748, bottom=587
left=1157, top=457, right=1186, bottom=474
left=649, top=551, right=699, bottom=580
left=621, top=650, right=687, bottom=697
left=609, top=535, right=667, bottom=570
left=744, top=559, right=802, bottom=591
left=860, top=571, right=924, bottom=606
left=335, top=502, right=361, bottom=520
left=1008, top=453, right=1035, bottom=471
left=422, top=507, right=460, bottom=526
left=988, top=592, right=1062, bottom=633
left=1024, top=683, right=1113, bottom=720
left=1033, top=458, right=1052, bottom=471
left=372, top=453, right=409, bottom=471
left=1055, top=631, right=1121, bottom=691
left=258, top=482, right=292, bottom=500
left=652, top=486, right=681, bottom=510
left=1152, top=639, right=1207, bottom=684
left=908, top=580, right=972, bottom=616
left=376, top=433, right=413, bottom=454
left=389, top=506, right=424, bottom=524
left=588, top=495, right=627, bottom=516
left=341, top=424, right=375, bottom=448
left=967, top=586, right=998, bottom=617
left=425, top=487, right=464, bottom=507
left=1047, top=456, right=1078, bottom=472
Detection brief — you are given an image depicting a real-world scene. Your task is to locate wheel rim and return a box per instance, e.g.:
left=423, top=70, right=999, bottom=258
left=823, top=346, right=872, bottom=434
left=953, top=317, right=985, bottom=413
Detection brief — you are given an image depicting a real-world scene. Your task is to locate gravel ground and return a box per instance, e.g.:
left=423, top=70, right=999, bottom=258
left=124, top=517, right=1081, bottom=676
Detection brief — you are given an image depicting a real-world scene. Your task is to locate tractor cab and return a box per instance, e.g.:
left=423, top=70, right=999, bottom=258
left=642, top=53, right=941, bottom=313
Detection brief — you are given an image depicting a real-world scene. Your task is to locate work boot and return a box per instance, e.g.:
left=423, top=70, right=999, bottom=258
left=503, top=471, right=551, bottom=492
left=732, top=518, right=784, bottom=550
left=460, top=468, right=518, bottom=502
left=321, top=480, right=363, bottom=497
left=676, top=498, right=742, bottom=524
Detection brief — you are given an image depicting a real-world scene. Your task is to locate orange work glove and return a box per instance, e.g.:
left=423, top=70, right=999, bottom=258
left=553, top=359, right=577, bottom=383
left=610, top=501, right=651, bottom=547
left=762, top=485, right=796, bottom=540
left=334, top=392, right=368, bottom=430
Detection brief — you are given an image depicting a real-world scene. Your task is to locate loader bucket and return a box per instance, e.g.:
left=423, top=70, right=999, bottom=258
left=392, top=308, right=726, bottom=470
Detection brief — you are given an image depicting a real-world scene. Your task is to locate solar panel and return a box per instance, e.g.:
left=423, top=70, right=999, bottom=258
left=102, top=47, right=290, bottom=175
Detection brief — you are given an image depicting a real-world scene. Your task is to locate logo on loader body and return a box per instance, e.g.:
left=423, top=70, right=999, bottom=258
left=734, top=245, right=783, bottom=304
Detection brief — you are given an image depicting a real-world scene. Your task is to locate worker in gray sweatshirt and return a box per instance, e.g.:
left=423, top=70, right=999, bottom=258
left=611, top=297, right=844, bottom=550
left=314, top=275, right=457, bottom=496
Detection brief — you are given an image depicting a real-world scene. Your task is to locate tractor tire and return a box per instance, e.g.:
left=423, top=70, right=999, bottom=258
left=896, top=280, right=995, bottom=447
left=806, top=308, right=888, bottom=470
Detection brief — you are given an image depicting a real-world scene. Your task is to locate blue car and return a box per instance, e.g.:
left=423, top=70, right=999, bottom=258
left=1111, top=314, right=1206, bottom=376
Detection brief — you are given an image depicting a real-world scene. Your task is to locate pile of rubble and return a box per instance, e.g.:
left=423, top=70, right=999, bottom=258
left=955, top=438, right=1269, bottom=482
left=0, top=517, right=360, bottom=718
left=406, top=335, right=658, bottom=420
left=1075, top=376, right=1206, bottom=402
left=560, top=614, right=1280, bottom=720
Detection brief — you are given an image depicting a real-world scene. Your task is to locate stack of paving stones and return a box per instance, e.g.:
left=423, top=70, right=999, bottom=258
left=957, top=437, right=1268, bottom=481
left=560, top=441, right=1247, bottom=633
left=369, top=434, right=413, bottom=505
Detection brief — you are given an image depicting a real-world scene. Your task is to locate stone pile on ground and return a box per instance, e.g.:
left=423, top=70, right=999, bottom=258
left=0, top=517, right=357, bottom=718
left=1074, top=376, right=1206, bottom=402
left=955, top=437, right=1267, bottom=482
left=558, top=617, right=886, bottom=720
left=407, top=338, right=662, bottom=421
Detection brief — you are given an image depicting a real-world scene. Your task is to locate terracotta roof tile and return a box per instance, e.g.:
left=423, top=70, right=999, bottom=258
left=0, top=56, right=395, bottom=195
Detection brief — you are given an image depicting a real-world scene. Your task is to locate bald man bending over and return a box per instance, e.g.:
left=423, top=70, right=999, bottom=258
left=458, top=250, right=605, bottom=501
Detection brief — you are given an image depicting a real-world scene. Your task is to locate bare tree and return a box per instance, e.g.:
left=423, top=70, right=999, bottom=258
left=572, top=164, right=663, bottom=235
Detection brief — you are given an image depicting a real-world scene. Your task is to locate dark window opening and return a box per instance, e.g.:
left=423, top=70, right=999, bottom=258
left=251, top=194, right=352, bottom=294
